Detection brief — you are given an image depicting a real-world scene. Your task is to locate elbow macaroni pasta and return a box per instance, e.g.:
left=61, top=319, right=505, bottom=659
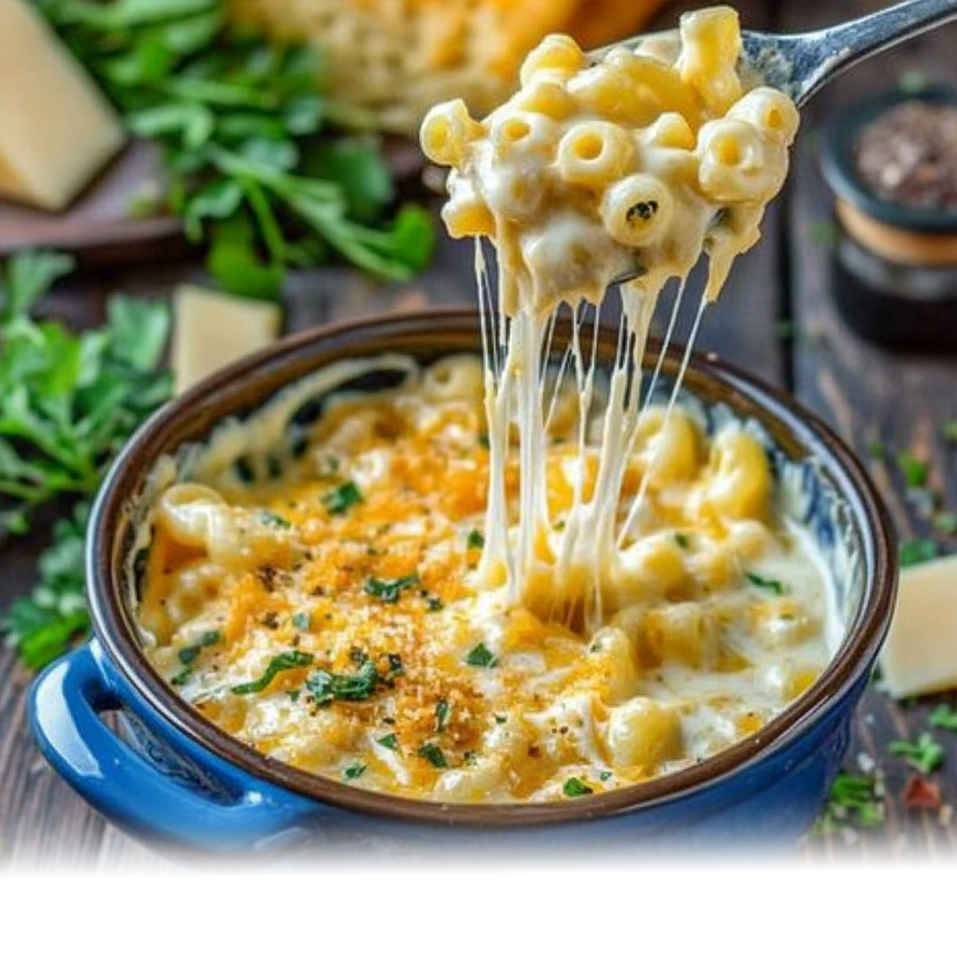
left=136, top=7, right=832, bottom=805
left=137, top=355, right=836, bottom=803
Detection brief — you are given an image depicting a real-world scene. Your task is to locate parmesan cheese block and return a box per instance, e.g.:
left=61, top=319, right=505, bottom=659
left=172, top=285, right=282, bottom=394
left=0, top=0, right=126, bottom=211
left=880, top=554, right=957, bottom=699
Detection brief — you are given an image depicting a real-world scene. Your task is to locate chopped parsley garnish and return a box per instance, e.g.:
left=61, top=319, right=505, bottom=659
left=177, top=629, right=221, bottom=666
left=417, top=742, right=448, bottom=768
left=928, top=703, right=957, bottom=732
left=323, top=481, right=363, bottom=515
left=674, top=532, right=690, bottom=549
left=466, top=529, right=485, bottom=549
left=291, top=612, right=311, bottom=631
left=478, top=433, right=490, bottom=449
left=896, top=451, right=929, bottom=488
left=37, top=0, right=435, bottom=299
left=933, top=512, right=957, bottom=535
left=381, top=653, right=405, bottom=687
left=435, top=699, right=451, bottom=733
left=745, top=571, right=786, bottom=596
left=899, top=538, right=939, bottom=567
left=599, top=771, right=613, bottom=782
left=494, top=714, right=507, bottom=724
left=888, top=732, right=945, bottom=775
left=364, top=574, right=421, bottom=604
left=231, top=650, right=315, bottom=694
left=815, top=772, right=884, bottom=834
left=562, top=777, right=594, bottom=798
left=465, top=642, right=499, bottom=668
left=305, top=658, right=381, bottom=706
left=342, top=762, right=367, bottom=781
left=426, top=596, right=444, bottom=613
left=377, top=733, right=399, bottom=751
left=261, top=511, right=291, bottom=529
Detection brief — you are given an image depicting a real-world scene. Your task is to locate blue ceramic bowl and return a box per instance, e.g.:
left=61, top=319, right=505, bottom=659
left=28, top=310, right=897, bottom=858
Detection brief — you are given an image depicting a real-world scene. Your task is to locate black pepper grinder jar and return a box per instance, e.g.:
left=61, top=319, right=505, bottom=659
left=821, top=85, right=957, bottom=350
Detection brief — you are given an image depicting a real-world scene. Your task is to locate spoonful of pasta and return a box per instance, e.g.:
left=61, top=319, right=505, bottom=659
left=592, top=0, right=957, bottom=109
left=599, top=0, right=957, bottom=286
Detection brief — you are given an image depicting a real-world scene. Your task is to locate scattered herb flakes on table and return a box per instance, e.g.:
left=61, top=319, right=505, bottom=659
left=38, top=0, right=435, bottom=299
left=0, top=250, right=172, bottom=669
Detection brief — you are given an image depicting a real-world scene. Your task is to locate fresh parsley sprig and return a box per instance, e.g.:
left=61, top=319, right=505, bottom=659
left=0, top=250, right=173, bottom=669
left=39, top=0, right=435, bottom=299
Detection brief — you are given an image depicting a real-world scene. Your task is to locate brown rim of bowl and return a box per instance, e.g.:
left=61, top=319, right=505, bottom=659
left=86, top=307, right=898, bottom=828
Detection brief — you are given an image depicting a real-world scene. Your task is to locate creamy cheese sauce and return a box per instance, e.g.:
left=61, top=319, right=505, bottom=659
left=420, top=5, right=800, bottom=620
left=135, top=6, right=834, bottom=804
left=136, top=354, right=838, bottom=802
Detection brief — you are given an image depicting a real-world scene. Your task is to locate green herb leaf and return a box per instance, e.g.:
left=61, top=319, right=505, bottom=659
left=38, top=0, right=434, bottom=296
left=323, top=480, right=363, bottom=515
left=941, top=420, right=957, bottom=444
left=933, top=512, right=957, bottom=535
left=815, top=772, right=885, bottom=834
left=342, top=762, right=367, bottom=781
left=466, top=529, right=485, bottom=549
left=364, top=574, right=420, bottom=604
left=674, top=532, right=690, bottom=549
left=435, top=699, right=451, bottom=733
left=260, top=511, right=291, bottom=529
left=899, top=538, right=938, bottom=567
left=896, top=451, right=928, bottom=488
left=291, top=612, right=310, bottom=631
left=928, top=704, right=957, bottom=732
left=376, top=732, right=399, bottom=751
left=465, top=643, right=498, bottom=668
left=177, top=629, right=221, bottom=665
left=888, top=732, right=945, bottom=775
left=417, top=743, right=448, bottom=768
left=563, top=777, right=594, bottom=798
left=305, top=658, right=381, bottom=706
left=745, top=571, right=786, bottom=596
left=0, top=251, right=172, bottom=668
left=231, top=650, right=315, bottom=695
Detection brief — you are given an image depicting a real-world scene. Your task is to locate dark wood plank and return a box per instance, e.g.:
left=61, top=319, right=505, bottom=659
left=781, top=0, right=957, bottom=858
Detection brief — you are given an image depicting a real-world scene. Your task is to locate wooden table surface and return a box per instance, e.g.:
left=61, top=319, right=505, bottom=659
left=3, top=0, right=957, bottom=868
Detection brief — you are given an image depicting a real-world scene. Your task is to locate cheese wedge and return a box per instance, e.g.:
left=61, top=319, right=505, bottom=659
left=880, top=552, right=957, bottom=699
left=0, top=0, right=126, bottom=211
left=172, top=285, right=282, bottom=394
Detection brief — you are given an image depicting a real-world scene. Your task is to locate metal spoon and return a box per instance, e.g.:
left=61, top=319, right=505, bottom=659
left=598, top=0, right=957, bottom=285
left=592, top=0, right=957, bottom=108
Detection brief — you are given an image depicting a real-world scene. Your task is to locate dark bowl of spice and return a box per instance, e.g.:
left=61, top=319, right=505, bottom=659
left=821, top=84, right=957, bottom=349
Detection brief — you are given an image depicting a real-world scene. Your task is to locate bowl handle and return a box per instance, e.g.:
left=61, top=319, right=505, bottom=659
left=29, top=638, right=324, bottom=852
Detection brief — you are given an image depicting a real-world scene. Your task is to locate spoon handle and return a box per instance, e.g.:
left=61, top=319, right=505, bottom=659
left=750, top=0, right=957, bottom=106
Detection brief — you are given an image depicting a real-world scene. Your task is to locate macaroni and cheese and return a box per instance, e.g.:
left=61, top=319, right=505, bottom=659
left=136, top=6, right=829, bottom=804
left=136, top=354, right=837, bottom=802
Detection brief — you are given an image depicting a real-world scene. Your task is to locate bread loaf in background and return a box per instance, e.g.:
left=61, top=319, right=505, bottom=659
left=227, top=0, right=674, bottom=135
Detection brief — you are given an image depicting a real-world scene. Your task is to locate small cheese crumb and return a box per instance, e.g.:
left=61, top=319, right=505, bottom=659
left=880, top=553, right=957, bottom=699
left=0, top=0, right=126, bottom=211
left=171, top=285, right=282, bottom=394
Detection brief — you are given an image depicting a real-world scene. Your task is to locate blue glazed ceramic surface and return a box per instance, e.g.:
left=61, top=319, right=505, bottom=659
left=28, top=310, right=897, bottom=858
